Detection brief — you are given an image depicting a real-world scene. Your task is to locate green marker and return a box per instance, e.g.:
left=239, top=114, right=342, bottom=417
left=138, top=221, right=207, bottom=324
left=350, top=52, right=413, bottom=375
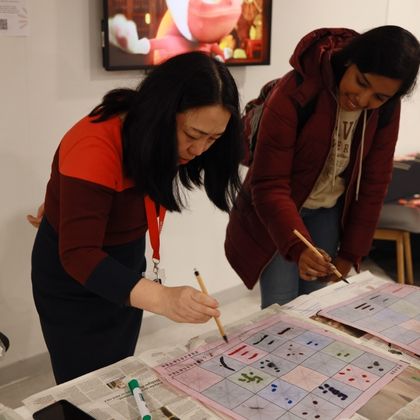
left=128, top=378, right=152, bottom=420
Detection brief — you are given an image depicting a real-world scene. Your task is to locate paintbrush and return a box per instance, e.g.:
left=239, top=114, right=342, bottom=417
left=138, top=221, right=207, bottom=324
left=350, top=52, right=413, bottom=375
left=293, top=229, right=349, bottom=284
left=194, top=269, right=229, bottom=343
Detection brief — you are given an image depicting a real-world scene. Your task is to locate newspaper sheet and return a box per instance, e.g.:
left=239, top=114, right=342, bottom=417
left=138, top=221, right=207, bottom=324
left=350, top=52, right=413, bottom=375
left=0, top=403, right=25, bottom=420
left=22, top=271, right=417, bottom=419
left=22, top=356, right=222, bottom=419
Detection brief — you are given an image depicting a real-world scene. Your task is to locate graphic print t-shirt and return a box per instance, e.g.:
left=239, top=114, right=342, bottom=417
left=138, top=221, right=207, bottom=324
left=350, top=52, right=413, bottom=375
left=304, top=108, right=362, bottom=209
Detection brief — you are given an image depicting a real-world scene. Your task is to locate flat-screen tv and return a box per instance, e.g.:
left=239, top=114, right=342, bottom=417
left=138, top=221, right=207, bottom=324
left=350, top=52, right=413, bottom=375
left=102, top=0, right=272, bottom=71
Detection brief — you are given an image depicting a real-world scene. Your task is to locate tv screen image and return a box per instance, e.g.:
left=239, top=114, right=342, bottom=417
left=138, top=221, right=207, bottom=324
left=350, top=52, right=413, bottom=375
left=102, top=0, right=272, bottom=71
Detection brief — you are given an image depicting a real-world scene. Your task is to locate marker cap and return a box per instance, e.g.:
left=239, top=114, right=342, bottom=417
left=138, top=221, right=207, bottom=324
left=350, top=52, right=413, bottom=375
left=128, top=379, right=152, bottom=420
left=128, top=378, right=139, bottom=393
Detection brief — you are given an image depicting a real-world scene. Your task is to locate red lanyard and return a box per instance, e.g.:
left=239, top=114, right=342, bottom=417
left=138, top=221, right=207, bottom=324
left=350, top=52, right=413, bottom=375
left=144, top=195, right=166, bottom=266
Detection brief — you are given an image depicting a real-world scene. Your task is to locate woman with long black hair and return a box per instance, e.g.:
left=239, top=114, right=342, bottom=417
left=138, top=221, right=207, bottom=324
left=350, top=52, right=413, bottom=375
left=29, top=51, right=243, bottom=383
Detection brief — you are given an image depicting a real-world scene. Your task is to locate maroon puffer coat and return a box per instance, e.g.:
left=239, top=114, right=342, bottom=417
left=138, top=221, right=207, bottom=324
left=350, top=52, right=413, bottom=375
left=225, top=28, right=400, bottom=289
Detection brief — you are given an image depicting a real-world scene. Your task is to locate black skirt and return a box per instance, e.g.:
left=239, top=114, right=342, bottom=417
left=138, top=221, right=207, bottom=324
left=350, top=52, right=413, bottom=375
left=31, top=218, right=146, bottom=384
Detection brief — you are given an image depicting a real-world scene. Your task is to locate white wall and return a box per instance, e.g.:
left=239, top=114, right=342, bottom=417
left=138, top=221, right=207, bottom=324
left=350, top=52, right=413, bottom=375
left=0, top=0, right=419, bottom=367
left=387, top=0, right=420, bottom=156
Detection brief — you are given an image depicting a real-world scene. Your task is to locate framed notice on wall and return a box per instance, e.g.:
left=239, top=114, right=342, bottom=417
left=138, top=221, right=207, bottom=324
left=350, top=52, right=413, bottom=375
left=0, top=0, right=29, bottom=36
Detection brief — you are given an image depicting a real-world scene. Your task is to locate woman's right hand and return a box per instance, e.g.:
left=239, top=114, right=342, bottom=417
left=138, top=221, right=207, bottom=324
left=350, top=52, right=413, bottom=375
left=298, top=247, right=334, bottom=281
left=129, top=278, right=221, bottom=324
left=160, top=285, right=221, bottom=323
left=27, top=203, right=44, bottom=228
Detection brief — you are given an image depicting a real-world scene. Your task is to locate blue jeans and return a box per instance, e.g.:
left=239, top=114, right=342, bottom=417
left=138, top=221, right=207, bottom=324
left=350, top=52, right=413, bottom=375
left=259, top=202, right=342, bottom=308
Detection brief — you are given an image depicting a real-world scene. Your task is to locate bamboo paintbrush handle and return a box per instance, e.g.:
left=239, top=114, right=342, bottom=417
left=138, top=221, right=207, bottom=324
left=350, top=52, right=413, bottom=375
left=194, top=269, right=228, bottom=342
left=293, top=229, right=344, bottom=279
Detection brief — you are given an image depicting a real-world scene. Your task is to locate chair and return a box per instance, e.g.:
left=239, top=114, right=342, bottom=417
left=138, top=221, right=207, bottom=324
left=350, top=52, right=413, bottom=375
left=373, top=203, right=419, bottom=284
left=373, top=228, right=413, bottom=284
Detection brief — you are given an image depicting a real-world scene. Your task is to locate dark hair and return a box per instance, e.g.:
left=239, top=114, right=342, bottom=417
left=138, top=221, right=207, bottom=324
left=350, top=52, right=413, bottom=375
left=335, top=25, right=420, bottom=98
left=89, top=52, right=243, bottom=212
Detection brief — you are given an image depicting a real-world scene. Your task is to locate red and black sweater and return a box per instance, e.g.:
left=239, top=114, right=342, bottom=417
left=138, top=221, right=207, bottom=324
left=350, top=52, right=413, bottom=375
left=44, top=115, right=147, bottom=304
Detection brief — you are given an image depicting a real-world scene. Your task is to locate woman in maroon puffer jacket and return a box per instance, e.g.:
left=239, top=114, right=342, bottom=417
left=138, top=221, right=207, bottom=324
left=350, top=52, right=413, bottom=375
left=225, top=26, right=420, bottom=307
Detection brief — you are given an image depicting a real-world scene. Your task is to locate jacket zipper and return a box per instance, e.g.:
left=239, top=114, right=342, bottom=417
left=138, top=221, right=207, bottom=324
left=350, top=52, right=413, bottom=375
left=341, top=110, right=374, bottom=228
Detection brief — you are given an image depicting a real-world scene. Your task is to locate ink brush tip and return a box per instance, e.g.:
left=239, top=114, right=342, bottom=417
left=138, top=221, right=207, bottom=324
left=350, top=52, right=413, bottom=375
left=338, top=273, right=349, bottom=284
left=222, top=335, right=229, bottom=344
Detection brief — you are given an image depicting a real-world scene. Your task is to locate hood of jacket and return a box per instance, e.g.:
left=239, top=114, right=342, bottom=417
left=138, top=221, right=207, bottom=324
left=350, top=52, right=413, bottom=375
left=288, top=28, right=359, bottom=106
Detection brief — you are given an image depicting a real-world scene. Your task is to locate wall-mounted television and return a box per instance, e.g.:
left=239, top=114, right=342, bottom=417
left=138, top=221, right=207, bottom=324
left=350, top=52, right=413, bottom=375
left=102, top=0, right=272, bottom=71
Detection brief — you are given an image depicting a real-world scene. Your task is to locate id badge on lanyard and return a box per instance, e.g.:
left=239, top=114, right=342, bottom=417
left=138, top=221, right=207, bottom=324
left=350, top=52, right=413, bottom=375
left=144, top=195, right=167, bottom=284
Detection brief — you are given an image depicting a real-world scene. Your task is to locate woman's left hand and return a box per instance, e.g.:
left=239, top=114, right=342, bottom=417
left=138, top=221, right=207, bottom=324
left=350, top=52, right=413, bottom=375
left=27, top=203, right=44, bottom=228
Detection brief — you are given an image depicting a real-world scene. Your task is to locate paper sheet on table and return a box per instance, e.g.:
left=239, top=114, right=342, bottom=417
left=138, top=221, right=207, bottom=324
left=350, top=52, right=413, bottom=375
left=389, top=396, right=420, bottom=419
left=358, top=334, right=420, bottom=370
left=318, top=282, right=420, bottom=355
left=141, top=272, right=415, bottom=372
left=22, top=356, right=220, bottom=420
left=281, top=271, right=390, bottom=318
left=282, top=271, right=420, bottom=366
left=0, top=403, right=25, bottom=420
left=154, top=311, right=407, bottom=420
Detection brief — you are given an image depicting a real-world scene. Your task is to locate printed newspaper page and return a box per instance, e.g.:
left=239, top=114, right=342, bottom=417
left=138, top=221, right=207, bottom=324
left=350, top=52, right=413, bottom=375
left=22, top=356, right=223, bottom=419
